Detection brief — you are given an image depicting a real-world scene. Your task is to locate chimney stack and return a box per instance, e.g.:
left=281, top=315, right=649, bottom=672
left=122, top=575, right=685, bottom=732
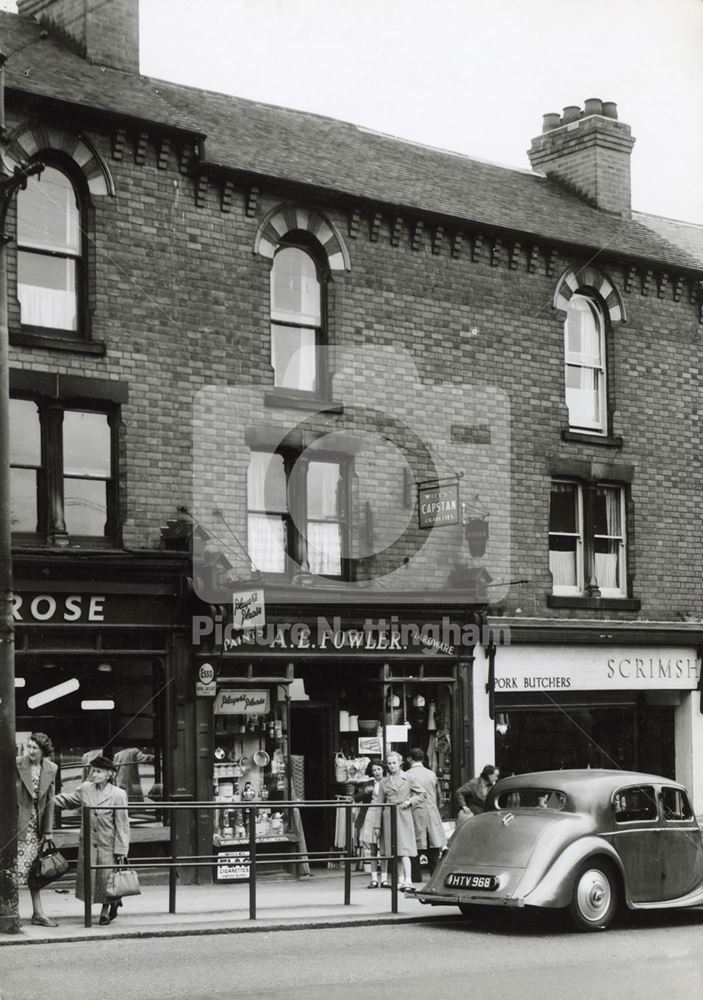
left=17, top=0, right=140, bottom=75
left=528, top=99, right=635, bottom=215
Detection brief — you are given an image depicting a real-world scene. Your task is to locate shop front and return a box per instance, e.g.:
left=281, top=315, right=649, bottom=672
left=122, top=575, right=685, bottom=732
left=471, top=635, right=703, bottom=809
left=12, top=552, right=191, bottom=844
left=192, top=595, right=485, bottom=877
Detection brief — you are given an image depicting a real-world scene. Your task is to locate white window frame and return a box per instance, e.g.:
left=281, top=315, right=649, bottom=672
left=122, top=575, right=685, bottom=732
left=564, top=294, right=607, bottom=434
left=549, top=480, right=627, bottom=597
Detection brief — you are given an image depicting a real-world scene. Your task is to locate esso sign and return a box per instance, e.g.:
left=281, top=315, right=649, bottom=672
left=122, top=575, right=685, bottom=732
left=198, top=662, right=215, bottom=685
left=11, top=594, right=106, bottom=623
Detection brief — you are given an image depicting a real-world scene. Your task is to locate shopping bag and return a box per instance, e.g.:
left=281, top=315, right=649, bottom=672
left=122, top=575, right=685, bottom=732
left=29, top=839, right=69, bottom=888
left=106, top=862, right=141, bottom=898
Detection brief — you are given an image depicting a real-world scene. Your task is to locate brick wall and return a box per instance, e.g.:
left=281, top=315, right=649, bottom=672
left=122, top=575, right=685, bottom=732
left=6, top=111, right=702, bottom=623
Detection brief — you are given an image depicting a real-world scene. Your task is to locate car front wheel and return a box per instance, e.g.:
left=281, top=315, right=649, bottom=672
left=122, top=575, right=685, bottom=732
left=569, top=861, right=618, bottom=932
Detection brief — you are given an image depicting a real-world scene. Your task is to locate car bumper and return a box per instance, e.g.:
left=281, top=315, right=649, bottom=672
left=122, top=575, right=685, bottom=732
left=415, top=890, right=526, bottom=908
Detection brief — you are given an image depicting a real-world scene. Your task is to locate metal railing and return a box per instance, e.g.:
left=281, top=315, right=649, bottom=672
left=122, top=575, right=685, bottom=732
left=80, top=799, right=400, bottom=927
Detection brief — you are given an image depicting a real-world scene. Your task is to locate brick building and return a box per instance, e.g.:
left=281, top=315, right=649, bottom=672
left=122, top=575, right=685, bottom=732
left=3, top=0, right=703, bottom=866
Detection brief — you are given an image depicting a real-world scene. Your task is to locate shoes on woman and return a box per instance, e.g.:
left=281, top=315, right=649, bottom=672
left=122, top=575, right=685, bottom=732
left=98, top=915, right=110, bottom=926
left=380, top=880, right=392, bottom=889
left=108, top=900, right=122, bottom=922
left=366, top=880, right=379, bottom=888
left=30, top=915, right=58, bottom=927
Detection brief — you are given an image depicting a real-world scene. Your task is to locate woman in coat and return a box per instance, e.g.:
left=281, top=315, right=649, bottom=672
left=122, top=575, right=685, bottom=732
left=54, top=755, right=130, bottom=926
left=406, top=747, right=447, bottom=871
left=16, top=732, right=59, bottom=926
left=372, top=751, right=423, bottom=890
left=356, top=760, right=388, bottom=888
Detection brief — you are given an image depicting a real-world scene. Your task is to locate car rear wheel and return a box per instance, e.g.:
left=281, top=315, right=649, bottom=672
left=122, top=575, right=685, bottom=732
left=569, top=861, right=618, bottom=932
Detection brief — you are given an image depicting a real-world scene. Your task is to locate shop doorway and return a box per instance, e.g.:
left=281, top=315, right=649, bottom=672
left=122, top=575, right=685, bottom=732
left=290, top=703, right=334, bottom=858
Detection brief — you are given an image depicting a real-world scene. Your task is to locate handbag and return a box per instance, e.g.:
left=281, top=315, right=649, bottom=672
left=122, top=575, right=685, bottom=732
left=29, top=839, right=69, bottom=888
left=334, top=751, right=348, bottom=783
left=106, top=860, right=141, bottom=899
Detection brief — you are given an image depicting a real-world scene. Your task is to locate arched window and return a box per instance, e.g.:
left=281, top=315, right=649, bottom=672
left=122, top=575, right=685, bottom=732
left=17, top=164, right=82, bottom=333
left=564, top=294, right=607, bottom=432
left=270, top=244, right=323, bottom=392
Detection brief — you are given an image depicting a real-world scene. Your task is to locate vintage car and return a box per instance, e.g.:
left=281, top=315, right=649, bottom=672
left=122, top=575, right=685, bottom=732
left=415, top=769, right=703, bottom=931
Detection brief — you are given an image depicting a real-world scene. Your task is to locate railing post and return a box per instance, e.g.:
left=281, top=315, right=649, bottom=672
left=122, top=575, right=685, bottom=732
left=82, top=804, right=92, bottom=928
left=344, top=801, right=352, bottom=905
left=390, top=803, right=398, bottom=914
left=248, top=805, right=256, bottom=920
left=169, top=805, right=177, bottom=914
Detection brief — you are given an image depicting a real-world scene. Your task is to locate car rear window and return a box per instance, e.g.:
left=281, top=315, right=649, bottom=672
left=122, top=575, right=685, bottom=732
left=613, top=785, right=657, bottom=823
left=494, top=788, right=567, bottom=811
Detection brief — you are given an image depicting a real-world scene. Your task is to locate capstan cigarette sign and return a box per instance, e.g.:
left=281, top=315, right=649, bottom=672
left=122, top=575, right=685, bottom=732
left=418, top=481, right=460, bottom=528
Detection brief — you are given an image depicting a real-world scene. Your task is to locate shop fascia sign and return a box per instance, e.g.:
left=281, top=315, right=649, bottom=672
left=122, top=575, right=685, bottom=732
left=417, top=478, right=460, bottom=528
left=11, top=591, right=174, bottom=626
left=12, top=593, right=107, bottom=623
left=214, top=689, right=271, bottom=715
left=493, top=645, right=702, bottom=692
left=216, top=616, right=465, bottom=656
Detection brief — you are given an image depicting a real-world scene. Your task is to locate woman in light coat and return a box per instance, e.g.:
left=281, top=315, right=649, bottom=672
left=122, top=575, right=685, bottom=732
left=372, top=751, right=423, bottom=890
left=16, top=732, right=59, bottom=926
left=54, top=755, right=130, bottom=926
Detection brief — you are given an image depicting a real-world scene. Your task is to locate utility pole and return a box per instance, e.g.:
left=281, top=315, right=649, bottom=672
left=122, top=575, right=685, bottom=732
left=0, top=35, right=45, bottom=934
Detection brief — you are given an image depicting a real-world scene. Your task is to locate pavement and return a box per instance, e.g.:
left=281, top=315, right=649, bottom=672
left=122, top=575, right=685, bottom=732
left=0, top=870, right=460, bottom=946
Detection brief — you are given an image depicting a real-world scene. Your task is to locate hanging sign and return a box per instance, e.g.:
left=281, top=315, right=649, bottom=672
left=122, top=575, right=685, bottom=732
left=417, top=480, right=460, bottom=528
left=214, top=689, right=271, bottom=715
left=196, top=661, right=217, bottom=697
left=232, top=589, right=266, bottom=630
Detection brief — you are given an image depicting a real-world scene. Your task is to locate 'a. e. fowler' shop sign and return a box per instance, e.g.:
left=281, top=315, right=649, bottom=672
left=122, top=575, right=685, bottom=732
left=192, top=615, right=478, bottom=656
left=494, top=646, right=702, bottom=692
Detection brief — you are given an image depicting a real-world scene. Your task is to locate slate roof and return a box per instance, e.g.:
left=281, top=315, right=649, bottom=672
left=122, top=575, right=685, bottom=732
left=3, top=10, right=703, bottom=273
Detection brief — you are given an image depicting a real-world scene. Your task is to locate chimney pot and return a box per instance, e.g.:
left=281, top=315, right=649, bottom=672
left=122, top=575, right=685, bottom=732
left=562, top=105, right=582, bottom=124
left=542, top=113, right=562, bottom=133
left=528, top=99, right=634, bottom=215
left=583, top=98, right=603, bottom=117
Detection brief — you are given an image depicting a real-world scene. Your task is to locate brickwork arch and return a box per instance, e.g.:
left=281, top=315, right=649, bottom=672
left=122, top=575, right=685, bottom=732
left=553, top=265, right=626, bottom=324
left=254, top=205, right=350, bottom=271
left=4, top=121, right=115, bottom=197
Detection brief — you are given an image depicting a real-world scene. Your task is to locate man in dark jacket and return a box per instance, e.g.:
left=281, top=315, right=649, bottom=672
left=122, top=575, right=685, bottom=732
left=455, top=764, right=500, bottom=821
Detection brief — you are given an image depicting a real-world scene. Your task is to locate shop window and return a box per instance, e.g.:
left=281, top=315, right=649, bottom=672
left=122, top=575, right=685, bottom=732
left=247, top=450, right=346, bottom=577
left=613, top=785, right=657, bottom=823
left=549, top=479, right=626, bottom=597
left=17, top=165, right=83, bottom=336
left=270, top=242, right=325, bottom=394
left=564, top=294, right=607, bottom=433
left=10, top=396, right=117, bottom=545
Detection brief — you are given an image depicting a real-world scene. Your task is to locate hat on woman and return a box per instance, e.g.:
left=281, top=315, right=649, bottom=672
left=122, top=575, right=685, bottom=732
left=89, top=755, right=116, bottom=772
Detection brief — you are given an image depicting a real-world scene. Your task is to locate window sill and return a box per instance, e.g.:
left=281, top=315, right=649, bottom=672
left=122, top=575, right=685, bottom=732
left=11, top=331, right=106, bottom=356
left=547, top=595, right=641, bottom=611
left=264, top=391, right=344, bottom=414
left=561, top=430, right=623, bottom=448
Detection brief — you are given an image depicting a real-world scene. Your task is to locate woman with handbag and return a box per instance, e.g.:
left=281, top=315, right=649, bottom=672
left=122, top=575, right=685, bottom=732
left=53, top=755, right=130, bottom=926
left=15, top=732, right=59, bottom=927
